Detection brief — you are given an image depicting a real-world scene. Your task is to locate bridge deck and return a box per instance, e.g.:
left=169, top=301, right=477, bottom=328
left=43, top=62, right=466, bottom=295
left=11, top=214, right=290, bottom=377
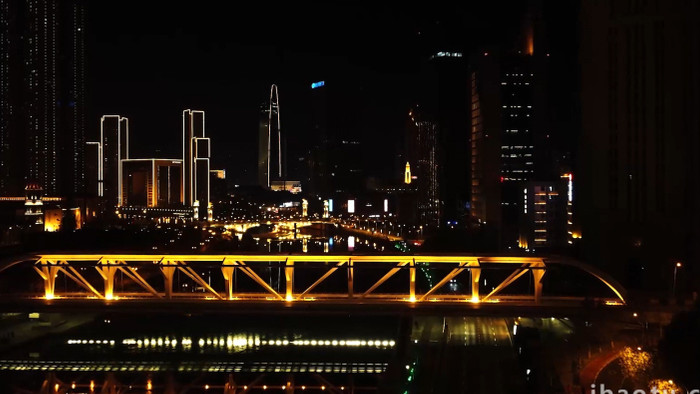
left=1, top=254, right=627, bottom=308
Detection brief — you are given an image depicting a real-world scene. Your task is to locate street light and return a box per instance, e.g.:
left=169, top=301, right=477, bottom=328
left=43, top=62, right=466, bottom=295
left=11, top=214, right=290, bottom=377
left=673, top=262, right=682, bottom=299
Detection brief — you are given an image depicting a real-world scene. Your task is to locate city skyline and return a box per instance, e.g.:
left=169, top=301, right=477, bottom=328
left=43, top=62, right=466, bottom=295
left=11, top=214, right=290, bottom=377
left=85, top=1, right=576, bottom=185
left=1, top=0, right=697, bottom=287
left=1, top=2, right=700, bottom=393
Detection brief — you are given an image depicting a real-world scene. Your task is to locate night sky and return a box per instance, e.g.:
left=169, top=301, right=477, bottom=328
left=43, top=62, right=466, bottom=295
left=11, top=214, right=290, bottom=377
left=88, top=1, right=576, bottom=185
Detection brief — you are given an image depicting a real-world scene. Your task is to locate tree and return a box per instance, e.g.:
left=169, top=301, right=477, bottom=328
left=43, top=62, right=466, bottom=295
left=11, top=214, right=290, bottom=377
left=658, top=305, right=700, bottom=388
left=618, top=346, right=652, bottom=384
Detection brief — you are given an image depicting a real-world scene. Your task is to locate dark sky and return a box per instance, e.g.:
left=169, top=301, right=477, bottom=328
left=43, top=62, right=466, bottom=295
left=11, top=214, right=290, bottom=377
left=87, top=1, right=576, bottom=185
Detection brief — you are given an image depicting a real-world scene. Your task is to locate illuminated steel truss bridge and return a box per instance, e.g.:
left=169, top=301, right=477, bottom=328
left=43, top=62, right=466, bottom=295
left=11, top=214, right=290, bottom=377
left=6, top=254, right=627, bottom=306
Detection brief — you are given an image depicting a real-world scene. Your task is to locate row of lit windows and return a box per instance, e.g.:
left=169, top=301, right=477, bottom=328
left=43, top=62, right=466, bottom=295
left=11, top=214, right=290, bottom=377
left=500, top=157, right=534, bottom=165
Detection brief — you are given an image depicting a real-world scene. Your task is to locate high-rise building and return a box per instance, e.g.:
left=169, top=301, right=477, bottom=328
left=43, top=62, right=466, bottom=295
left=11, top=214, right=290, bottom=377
left=257, top=84, right=282, bottom=188
left=121, top=159, right=182, bottom=207
left=406, top=107, right=440, bottom=229
left=469, top=44, right=552, bottom=247
left=579, top=0, right=700, bottom=289
left=100, top=115, right=128, bottom=208
left=209, top=169, right=227, bottom=203
left=183, top=109, right=210, bottom=219
left=0, top=0, right=18, bottom=196
left=332, top=139, right=364, bottom=194
left=84, top=141, right=101, bottom=197
left=0, top=0, right=86, bottom=198
left=416, top=42, right=470, bottom=227
left=518, top=173, right=574, bottom=251
left=307, top=80, right=331, bottom=195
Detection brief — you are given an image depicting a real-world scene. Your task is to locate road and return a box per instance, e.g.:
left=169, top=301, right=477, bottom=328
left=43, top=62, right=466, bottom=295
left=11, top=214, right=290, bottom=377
left=409, top=316, right=520, bottom=393
left=412, top=316, right=512, bottom=346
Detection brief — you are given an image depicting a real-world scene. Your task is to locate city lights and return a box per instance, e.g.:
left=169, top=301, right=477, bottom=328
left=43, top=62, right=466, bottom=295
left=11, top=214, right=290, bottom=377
left=0, top=4, right=689, bottom=393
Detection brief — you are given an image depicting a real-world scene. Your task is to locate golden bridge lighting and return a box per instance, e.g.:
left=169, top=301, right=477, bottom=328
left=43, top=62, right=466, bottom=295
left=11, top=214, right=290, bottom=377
left=16, top=253, right=627, bottom=307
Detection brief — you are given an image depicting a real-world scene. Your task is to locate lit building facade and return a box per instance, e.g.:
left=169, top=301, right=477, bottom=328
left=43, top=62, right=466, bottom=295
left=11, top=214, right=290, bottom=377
left=518, top=173, right=573, bottom=251
left=257, top=84, right=282, bottom=188
left=406, top=107, right=440, bottom=228
left=100, top=115, right=128, bottom=207
left=84, top=109, right=216, bottom=222
left=0, top=0, right=87, bottom=198
left=470, top=44, right=551, bottom=248
left=270, top=180, right=302, bottom=194
left=183, top=109, right=210, bottom=219
left=120, top=159, right=182, bottom=208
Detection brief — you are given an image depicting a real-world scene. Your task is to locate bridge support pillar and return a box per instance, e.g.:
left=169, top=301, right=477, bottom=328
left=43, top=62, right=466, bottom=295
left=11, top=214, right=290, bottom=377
left=222, top=266, right=235, bottom=300
left=222, top=259, right=236, bottom=300
left=224, top=374, right=237, bottom=393
left=35, top=262, right=60, bottom=300
left=39, top=372, right=61, bottom=394
left=101, top=372, right=119, bottom=394
left=285, top=259, right=294, bottom=301
left=347, top=259, right=354, bottom=298
left=285, top=374, right=294, bottom=394
left=409, top=260, right=416, bottom=302
left=160, top=260, right=177, bottom=300
left=533, top=266, right=545, bottom=304
left=96, top=261, right=118, bottom=300
left=471, top=267, right=481, bottom=303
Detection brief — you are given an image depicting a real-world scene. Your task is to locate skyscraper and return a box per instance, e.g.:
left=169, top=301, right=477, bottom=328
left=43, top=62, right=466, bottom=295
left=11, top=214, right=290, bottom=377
left=183, top=109, right=210, bottom=219
left=416, top=32, right=470, bottom=227
left=579, top=0, right=700, bottom=288
left=406, top=107, right=440, bottom=229
left=0, top=0, right=86, bottom=198
left=0, top=0, right=18, bottom=195
left=84, top=141, right=101, bottom=198
left=257, top=84, right=282, bottom=188
left=100, top=115, right=128, bottom=208
left=469, top=23, right=551, bottom=248
left=307, top=80, right=331, bottom=195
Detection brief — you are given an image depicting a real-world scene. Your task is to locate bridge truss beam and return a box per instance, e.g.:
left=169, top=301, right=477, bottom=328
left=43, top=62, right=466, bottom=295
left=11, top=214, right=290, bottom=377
left=27, top=254, right=626, bottom=306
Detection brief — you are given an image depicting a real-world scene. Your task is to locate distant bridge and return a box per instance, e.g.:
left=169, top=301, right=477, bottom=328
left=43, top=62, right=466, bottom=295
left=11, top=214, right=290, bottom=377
left=217, top=220, right=317, bottom=235
left=0, top=254, right=626, bottom=308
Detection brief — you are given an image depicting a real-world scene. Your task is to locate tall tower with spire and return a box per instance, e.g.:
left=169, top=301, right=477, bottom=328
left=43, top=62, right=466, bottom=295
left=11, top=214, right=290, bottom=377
left=258, top=84, right=282, bottom=188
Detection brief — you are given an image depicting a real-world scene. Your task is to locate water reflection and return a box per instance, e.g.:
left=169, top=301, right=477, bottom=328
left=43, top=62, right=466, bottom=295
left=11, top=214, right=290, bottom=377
left=66, top=334, right=396, bottom=354
left=0, top=313, right=398, bottom=392
left=253, top=234, right=391, bottom=254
